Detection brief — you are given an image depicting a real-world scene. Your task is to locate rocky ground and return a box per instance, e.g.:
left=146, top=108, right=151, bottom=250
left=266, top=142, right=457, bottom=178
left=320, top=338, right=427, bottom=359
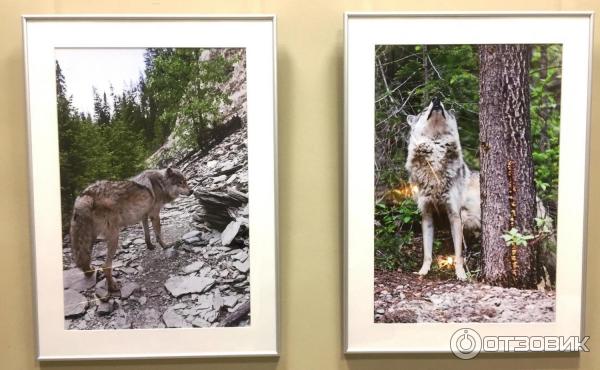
left=374, top=270, right=555, bottom=323
left=62, top=129, right=251, bottom=330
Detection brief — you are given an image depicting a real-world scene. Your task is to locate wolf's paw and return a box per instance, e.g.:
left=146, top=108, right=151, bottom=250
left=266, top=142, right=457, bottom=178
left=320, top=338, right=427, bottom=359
left=146, top=241, right=156, bottom=250
left=416, top=265, right=430, bottom=276
left=455, top=266, right=467, bottom=281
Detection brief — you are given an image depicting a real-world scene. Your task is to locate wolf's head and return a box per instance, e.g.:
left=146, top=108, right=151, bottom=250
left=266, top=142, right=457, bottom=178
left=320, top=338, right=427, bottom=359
left=406, top=98, right=458, bottom=138
left=164, top=167, right=193, bottom=198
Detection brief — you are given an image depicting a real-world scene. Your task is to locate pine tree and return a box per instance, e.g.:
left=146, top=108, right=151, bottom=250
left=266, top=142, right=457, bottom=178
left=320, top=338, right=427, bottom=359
left=479, top=45, right=537, bottom=288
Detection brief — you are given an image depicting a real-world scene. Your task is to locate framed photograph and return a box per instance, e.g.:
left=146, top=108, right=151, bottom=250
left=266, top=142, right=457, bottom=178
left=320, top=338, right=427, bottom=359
left=23, top=15, right=278, bottom=359
left=345, top=12, right=593, bottom=354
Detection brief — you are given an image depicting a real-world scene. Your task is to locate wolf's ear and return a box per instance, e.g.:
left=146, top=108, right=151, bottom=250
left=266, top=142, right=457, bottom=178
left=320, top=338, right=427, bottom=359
left=407, top=115, right=418, bottom=127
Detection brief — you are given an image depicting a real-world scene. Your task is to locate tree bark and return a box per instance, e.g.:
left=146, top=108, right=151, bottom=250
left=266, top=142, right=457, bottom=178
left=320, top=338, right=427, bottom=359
left=479, top=44, right=537, bottom=288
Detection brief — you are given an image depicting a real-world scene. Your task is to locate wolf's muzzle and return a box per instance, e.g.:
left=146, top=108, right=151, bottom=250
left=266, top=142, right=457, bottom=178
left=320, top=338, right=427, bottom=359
left=428, top=97, right=446, bottom=120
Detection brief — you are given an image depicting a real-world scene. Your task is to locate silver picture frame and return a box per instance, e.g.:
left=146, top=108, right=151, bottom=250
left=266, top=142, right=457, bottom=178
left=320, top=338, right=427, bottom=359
left=344, top=11, right=593, bottom=354
left=23, top=14, right=279, bottom=360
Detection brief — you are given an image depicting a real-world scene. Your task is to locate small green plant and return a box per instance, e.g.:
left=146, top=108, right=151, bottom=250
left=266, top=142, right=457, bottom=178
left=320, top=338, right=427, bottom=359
left=374, top=198, right=420, bottom=271
left=501, top=228, right=534, bottom=247
left=534, top=178, right=549, bottom=192
left=433, top=239, right=443, bottom=253
left=535, top=216, right=553, bottom=234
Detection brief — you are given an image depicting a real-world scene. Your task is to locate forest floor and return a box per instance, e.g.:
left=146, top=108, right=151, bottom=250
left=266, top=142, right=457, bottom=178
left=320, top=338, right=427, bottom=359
left=62, top=129, right=250, bottom=330
left=374, top=269, right=556, bottom=323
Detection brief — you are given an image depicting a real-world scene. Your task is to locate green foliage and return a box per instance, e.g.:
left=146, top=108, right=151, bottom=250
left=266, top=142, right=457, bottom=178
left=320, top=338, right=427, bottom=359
left=93, top=88, right=111, bottom=125
left=56, top=62, right=150, bottom=228
left=374, top=44, right=562, bottom=275
left=172, top=53, right=232, bottom=151
left=374, top=44, right=480, bottom=194
left=433, top=239, right=443, bottom=254
left=530, top=45, right=562, bottom=209
left=374, top=198, right=420, bottom=271
left=501, top=228, right=534, bottom=247
left=535, top=216, right=553, bottom=234
left=55, top=48, right=239, bottom=229
left=143, top=48, right=233, bottom=152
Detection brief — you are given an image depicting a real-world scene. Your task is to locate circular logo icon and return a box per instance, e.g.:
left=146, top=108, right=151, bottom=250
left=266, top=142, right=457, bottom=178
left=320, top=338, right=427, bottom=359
left=450, top=328, right=482, bottom=360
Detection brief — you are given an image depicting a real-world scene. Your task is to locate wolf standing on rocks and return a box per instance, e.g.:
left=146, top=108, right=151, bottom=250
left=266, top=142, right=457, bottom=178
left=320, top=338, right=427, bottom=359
left=70, top=167, right=193, bottom=293
left=405, top=98, right=481, bottom=281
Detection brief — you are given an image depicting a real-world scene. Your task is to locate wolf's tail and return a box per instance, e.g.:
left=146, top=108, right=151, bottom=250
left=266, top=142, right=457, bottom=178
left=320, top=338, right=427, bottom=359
left=70, top=195, right=95, bottom=276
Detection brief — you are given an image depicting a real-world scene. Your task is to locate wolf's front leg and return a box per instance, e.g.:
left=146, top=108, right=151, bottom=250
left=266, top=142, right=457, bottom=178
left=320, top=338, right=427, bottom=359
left=448, top=212, right=467, bottom=281
left=417, top=211, right=434, bottom=276
left=150, top=212, right=167, bottom=248
left=142, top=217, right=155, bottom=250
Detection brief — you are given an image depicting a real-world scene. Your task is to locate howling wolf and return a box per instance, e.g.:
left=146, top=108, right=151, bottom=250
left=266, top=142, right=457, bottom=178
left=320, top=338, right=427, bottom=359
left=70, top=167, right=193, bottom=293
left=405, top=98, right=481, bottom=281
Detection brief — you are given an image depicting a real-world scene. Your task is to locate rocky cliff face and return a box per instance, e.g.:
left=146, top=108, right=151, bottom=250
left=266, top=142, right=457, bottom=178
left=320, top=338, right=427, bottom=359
left=149, top=48, right=247, bottom=168
left=62, top=49, right=251, bottom=330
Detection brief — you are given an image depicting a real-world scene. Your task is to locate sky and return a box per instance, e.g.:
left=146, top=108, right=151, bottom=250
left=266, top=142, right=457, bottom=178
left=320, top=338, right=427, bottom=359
left=55, top=48, right=147, bottom=116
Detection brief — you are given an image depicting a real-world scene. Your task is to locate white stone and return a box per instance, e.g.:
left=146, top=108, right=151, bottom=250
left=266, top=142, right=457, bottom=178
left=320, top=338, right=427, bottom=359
left=162, top=307, right=191, bottom=328
left=233, top=260, right=250, bottom=274
left=182, top=261, right=204, bottom=274
left=164, top=276, right=215, bottom=297
left=182, top=230, right=201, bottom=240
left=221, top=220, right=241, bottom=246
left=64, top=289, right=88, bottom=317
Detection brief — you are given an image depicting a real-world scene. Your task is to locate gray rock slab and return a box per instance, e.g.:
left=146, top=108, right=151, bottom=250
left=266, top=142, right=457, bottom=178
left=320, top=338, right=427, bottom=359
left=192, top=317, right=210, bottom=327
left=182, top=230, right=201, bottom=240
left=203, top=309, right=219, bottom=323
left=162, top=307, right=192, bottom=328
left=212, top=293, right=224, bottom=311
left=164, top=276, right=215, bottom=297
left=64, top=289, right=88, bottom=317
left=221, top=220, right=241, bottom=246
left=182, top=261, right=204, bottom=274
left=120, top=282, right=140, bottom=299
left=197, top=294, right=214, bottom=309
left=223, top=295, right=239, bottom=308
left=233, top=260, right=250, bottom=274
left=184, top=236, right=201, bottom=244
left=97, top=300, right=115, bottom=316
left=95, top=279, right=109, bottom=299
left=232, top=251, right=248, bottom=262
left=63, top=268, right=97, bottom=291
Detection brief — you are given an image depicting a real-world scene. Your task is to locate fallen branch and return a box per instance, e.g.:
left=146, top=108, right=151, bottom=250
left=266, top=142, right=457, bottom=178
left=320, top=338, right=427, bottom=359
left=218, top=301, right=250, bottom=327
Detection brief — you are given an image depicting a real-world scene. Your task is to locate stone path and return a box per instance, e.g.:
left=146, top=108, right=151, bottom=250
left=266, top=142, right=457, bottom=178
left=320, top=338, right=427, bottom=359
left=62, top=129, right=250, bottom=330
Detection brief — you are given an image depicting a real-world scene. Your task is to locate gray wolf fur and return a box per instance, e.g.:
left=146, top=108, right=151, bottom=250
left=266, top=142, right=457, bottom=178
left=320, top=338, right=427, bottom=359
left=70, top=167, right=193, bottom=292
left=405, top=98, right=480, bottom=280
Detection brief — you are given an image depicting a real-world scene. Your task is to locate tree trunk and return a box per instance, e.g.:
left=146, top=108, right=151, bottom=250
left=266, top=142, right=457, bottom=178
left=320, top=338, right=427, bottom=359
left=479, top=44, right=537, bottom=288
